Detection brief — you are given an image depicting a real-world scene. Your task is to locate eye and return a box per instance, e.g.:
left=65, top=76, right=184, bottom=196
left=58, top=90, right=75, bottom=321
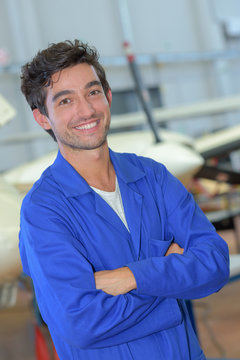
left=89, top=89, right=101, bottom=96
left=59, top=98, right=71, bottom=105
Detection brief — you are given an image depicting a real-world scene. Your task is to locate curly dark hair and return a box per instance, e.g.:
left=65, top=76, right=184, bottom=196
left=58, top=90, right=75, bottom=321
left=20, top=39, right=110, bottom=140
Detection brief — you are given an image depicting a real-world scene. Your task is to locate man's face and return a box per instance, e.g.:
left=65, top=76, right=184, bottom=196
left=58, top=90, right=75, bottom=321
left=42, top=63, right=112, bottom=152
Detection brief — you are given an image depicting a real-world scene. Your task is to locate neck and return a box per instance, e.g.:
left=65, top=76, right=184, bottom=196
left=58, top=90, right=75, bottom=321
left=59, top=142, right=116, bottom=191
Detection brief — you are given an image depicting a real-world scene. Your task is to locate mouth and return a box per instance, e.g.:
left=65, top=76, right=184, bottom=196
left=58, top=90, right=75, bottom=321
left=74, top=120, right=99, bottom=130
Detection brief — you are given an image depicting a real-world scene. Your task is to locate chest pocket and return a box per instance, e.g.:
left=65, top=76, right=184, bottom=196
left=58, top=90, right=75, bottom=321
left=150, top=233, right=174, bottom=257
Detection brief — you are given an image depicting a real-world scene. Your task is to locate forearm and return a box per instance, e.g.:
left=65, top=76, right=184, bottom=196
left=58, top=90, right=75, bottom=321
left=128, top=242, right=229, bottom=299
left=94, top=267, right=137, bottom=295
left=94, top=243, right=183, bottom=296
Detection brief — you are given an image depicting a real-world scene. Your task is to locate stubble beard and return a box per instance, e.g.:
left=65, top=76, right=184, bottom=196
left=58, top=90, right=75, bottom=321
left=54, top=118, right=110, bottom=151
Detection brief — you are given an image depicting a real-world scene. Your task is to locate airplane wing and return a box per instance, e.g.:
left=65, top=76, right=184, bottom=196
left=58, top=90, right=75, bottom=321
left=110, top=94, right=240, bottom=129
left=195, top=124, right=240, bottom=159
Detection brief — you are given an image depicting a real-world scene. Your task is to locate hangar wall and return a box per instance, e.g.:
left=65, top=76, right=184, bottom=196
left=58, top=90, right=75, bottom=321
left=0, top=0, right=240, bottom=171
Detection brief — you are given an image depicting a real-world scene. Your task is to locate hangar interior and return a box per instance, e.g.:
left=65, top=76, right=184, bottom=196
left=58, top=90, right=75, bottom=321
left=0, top=0, right=240, bottom=359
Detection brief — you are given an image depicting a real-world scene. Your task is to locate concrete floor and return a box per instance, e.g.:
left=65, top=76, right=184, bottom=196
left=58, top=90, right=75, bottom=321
left=195, top=280, right=240, bottom=358
left=195, top=229, right=240, bottom=359
left=0, top=229, right=239, bottom=360
left=0, top=300, right=35, bottom=359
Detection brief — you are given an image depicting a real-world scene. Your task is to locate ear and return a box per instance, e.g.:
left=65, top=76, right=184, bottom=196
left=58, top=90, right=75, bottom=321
left=106, top=89, right=112, bottom=107
left=33, top=109, right=51, bottom=130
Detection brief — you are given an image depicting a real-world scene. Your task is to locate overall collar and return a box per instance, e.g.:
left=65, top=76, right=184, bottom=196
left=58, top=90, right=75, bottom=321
left=50, top=149, right=145, bottom=198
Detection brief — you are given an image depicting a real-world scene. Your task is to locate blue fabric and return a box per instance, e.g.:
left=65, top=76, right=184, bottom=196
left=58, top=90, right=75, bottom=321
left=19, top=150, right=229, bottom=359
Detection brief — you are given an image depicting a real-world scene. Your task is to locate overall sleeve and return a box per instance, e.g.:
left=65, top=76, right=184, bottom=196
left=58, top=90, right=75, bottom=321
left=127, top=163, right=230, bottom=299
left=19, top=199, right=181, bottom=349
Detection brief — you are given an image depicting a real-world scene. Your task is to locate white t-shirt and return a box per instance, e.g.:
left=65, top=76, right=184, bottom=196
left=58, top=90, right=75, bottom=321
left=91, top=178, right=129, bottom=231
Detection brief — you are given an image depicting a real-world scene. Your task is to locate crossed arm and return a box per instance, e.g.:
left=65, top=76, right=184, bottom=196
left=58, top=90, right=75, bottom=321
left=94, top=242, right=184, bottom=296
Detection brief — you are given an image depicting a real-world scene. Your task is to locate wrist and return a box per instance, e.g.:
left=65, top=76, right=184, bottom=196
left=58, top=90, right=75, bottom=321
left=123, top=267, right=137, bottom=292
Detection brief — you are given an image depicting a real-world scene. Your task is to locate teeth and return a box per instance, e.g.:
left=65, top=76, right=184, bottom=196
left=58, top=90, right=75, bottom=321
left=75, top=121, right=97, bottom=130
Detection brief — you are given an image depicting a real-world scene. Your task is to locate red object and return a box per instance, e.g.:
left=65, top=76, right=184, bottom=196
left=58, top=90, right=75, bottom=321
left=53, top=342, right=60, bottom=360
left=35, top=325, right=51, bottom=360
left=123, top=41, right=135, bottom=63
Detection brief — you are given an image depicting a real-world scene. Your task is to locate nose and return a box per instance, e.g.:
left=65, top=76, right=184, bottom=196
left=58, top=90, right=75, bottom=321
left=76, top=97, right=95, bottom=119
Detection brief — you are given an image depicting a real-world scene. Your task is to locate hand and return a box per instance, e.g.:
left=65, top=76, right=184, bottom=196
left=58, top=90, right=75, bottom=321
left=165, top=242, right=184, bottom=256
left=94, top=267, right=137, bottom=296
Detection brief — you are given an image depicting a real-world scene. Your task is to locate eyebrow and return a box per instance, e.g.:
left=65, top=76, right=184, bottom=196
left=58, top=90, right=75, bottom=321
left=84, top=80, right=102, bottom=89
left=51, top=80, right=102, bottom=103
left=52, top=90, right=74, bottom=103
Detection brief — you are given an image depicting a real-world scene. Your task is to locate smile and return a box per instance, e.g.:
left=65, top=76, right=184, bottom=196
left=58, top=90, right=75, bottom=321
left=74, top=121, right=98, bottom=130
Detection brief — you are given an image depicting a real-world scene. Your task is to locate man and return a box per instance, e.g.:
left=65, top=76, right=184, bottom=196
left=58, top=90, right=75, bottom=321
left=19, top=40, right=229, bottom=359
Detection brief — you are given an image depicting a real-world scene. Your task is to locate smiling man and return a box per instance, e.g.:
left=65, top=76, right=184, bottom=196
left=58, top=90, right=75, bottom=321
left=37, top=66, right=112, bottom=153
left=19, top=40, right=229, bottom=360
